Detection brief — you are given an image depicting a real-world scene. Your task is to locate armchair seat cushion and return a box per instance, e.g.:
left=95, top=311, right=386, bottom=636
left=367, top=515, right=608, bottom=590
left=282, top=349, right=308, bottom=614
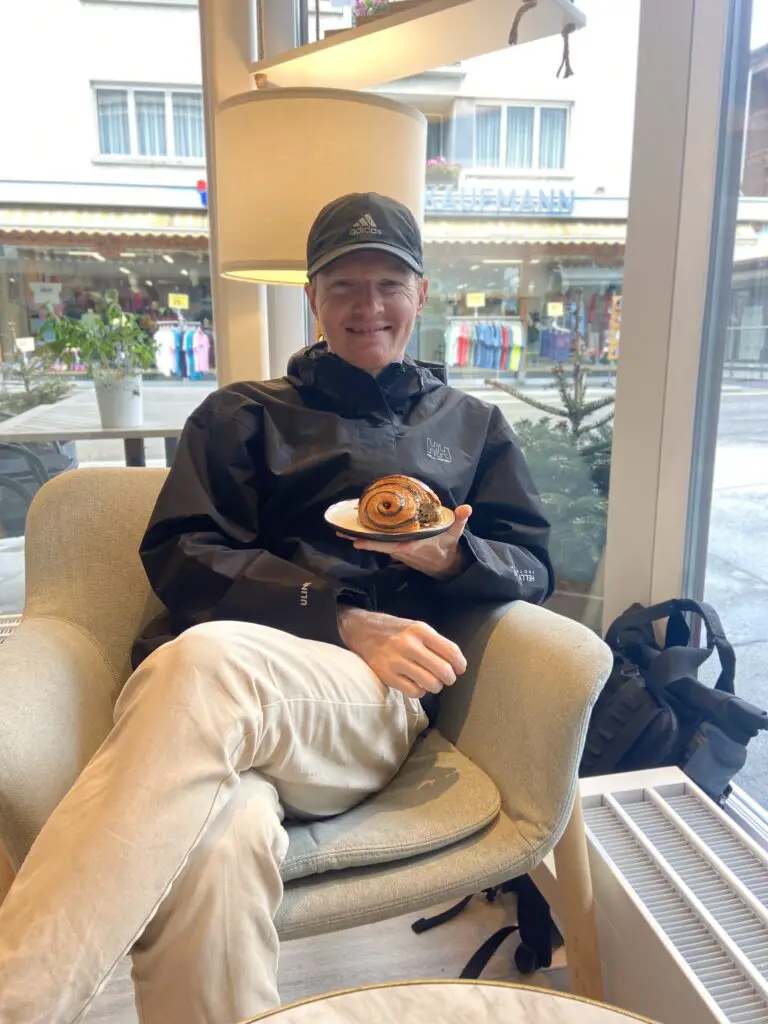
left=281, top=729, right=501, bottom=883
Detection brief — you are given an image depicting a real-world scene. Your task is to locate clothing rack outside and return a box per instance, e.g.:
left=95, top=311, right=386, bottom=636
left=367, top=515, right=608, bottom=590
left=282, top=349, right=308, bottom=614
left=445, top=316, right=527, bottom=380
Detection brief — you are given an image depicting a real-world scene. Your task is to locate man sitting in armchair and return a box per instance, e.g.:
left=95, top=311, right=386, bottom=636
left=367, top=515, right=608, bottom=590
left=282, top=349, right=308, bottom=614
left=0, top=193, right=553, bottom=1024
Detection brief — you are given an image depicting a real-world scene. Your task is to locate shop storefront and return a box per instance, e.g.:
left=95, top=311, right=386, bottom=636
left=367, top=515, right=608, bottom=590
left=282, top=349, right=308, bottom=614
left=415, top=188, right=625, bottom=375
left=0, top=208, right=216, bottom=378
left=416, top=187, right=763, bottom=378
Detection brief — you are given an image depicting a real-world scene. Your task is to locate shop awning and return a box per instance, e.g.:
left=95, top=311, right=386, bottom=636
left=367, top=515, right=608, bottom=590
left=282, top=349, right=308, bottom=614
left=424, top=220, right=760, bottom=249
left=423, top=219, right=627, bottom=246
left=0, top=206, right=209, bottom=243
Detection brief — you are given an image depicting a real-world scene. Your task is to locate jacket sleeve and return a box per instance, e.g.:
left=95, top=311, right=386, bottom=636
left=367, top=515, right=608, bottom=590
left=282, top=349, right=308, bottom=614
left=437, top=404, right=554, bottom=604
left=139, top=399, right=367, bottom=646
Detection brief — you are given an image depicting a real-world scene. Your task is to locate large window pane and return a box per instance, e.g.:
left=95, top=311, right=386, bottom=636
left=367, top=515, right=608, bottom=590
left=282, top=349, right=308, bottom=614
left=135, top=90, right=167, bottom=157
left=694, top=1, right=768, bottom=809
left=96, top=89, right=130, bottom=155
left=172, top=92, right=204, bottom=158
left=539, top=107, right=568, bottom=169
left=426, top=119, right=444, bottom=160
left=1, top=6, right=214, bottom=619
left=474, top=106, right=501, bottom=168
left=506, top=106, right=534, bottom=168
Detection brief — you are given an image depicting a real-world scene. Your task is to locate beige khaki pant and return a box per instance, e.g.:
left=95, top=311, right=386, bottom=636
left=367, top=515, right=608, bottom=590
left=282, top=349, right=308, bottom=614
left=0, top=621, right=428, bottom=1024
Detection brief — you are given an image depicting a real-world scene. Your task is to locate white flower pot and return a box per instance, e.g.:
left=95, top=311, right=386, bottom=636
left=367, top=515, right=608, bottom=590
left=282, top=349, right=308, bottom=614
left=94, top=371, right=143, bottom=429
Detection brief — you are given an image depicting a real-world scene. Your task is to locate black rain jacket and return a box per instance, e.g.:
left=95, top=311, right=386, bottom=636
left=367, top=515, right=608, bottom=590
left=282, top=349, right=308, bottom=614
left=132, top=342, right=554, bottom=668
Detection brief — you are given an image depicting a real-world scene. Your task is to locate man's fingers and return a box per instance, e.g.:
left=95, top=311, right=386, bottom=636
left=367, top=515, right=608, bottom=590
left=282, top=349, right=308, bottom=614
left=400, top=638, right=457, bottom=687
left=447, top=504, right=472, bottom=539
left=395, top=661, right=444, bottom=695
left=411, top=623, right=467, bottom=675
left=390, top=675, right=427, bottom=700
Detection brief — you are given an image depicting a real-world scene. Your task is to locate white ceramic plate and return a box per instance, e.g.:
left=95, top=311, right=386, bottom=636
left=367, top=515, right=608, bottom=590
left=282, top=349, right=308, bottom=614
left=325, top=498, right=456, bottom=543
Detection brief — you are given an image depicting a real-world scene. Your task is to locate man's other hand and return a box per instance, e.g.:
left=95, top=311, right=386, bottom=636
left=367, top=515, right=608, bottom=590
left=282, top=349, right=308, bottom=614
left=340, top=504, right=472, bottom=580
left=338, top=607, right=467, bottom=699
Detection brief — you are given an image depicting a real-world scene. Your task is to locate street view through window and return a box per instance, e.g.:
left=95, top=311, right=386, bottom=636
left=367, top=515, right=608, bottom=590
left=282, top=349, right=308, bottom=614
left=0, top=0, right=767, bottom=807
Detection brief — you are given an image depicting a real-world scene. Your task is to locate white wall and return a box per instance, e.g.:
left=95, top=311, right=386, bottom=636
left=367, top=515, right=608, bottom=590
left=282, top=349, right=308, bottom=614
left=0, top=0, right=204, bottom=205
left=0, top=0, right=640, bottom=208
left=452, top=0, right=641, bottom=197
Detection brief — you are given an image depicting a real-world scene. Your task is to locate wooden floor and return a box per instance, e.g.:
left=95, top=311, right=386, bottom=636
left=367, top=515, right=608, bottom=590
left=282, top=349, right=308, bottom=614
left=84, top=892, right=568, bottom=1022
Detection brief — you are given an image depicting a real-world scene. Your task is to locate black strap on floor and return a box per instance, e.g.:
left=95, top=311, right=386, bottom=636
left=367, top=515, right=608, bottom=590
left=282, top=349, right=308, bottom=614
left=411, top=894, right=473, bottom=934
left=459, top=925, right=519, bottom=978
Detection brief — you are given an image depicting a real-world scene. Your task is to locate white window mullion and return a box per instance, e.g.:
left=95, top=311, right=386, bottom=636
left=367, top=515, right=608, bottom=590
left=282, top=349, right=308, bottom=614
left=126, top=88, right=138, bottom=157
left=499, top=105, right=508, bottom=168
left=165, top=90, right=175, bottom=156
left=532, top=107, right=542, bottom=171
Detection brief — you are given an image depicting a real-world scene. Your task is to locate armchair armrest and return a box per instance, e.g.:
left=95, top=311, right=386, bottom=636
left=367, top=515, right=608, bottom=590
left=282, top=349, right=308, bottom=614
left=0, top=617, right=118, bottom=868
left=437, top=602, right=612, bottom=855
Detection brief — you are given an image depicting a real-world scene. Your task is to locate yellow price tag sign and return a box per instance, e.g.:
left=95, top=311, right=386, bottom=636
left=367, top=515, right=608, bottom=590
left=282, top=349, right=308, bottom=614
left=547, top=301, right=564, bottom=317
left=168, top=293, right=190, bottom=310
left=466, top=292, right=486, bottom=309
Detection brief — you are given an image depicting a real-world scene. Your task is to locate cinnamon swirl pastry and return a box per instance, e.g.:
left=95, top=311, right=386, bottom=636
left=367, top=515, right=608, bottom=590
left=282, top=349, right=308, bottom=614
left=358, top=475, right=442, bottom=533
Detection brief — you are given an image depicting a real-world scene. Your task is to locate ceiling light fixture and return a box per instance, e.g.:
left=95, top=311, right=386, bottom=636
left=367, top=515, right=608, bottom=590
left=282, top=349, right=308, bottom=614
left=162, top=254, right=175, bottom=264
left=180, top=268, right=189, bottom=276
left=482, top=259, right=522, bottom=265
left=119, top=267, right=131, bottom=275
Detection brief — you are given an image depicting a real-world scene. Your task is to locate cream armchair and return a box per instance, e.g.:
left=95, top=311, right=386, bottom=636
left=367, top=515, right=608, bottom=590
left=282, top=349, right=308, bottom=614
left=0, top=468, right=612, bottom=1005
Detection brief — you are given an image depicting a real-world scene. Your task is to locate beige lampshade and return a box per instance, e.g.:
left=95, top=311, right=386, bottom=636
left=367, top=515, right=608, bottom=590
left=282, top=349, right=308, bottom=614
left=215, top=88, right=427, bottom=285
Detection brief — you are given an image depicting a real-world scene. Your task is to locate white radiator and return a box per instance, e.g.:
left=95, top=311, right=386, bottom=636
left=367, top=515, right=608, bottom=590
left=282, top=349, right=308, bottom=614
left=538, top=768, right=768, bottom=1024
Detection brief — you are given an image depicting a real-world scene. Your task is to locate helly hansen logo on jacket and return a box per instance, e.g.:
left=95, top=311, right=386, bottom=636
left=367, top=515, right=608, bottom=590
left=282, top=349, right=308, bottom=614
left=426, top=438, right=452, bottom=463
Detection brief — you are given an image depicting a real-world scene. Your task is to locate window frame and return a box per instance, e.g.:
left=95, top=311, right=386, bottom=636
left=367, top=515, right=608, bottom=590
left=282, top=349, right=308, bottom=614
left=471, top=100, right=572, bottom=176
left=92, top=83, right=206, bottom=165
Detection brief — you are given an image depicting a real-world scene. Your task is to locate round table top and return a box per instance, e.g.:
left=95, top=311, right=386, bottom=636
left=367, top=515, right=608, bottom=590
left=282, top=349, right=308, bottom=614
left=246, top=981, right=657, bottom=1023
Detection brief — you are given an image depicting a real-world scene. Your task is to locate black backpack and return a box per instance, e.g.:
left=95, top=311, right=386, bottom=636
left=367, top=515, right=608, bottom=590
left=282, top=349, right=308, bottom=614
left=580, top=598, right=768, bottom=803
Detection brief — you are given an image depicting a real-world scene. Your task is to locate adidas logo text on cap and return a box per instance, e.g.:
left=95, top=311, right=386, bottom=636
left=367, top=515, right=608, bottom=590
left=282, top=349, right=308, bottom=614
left=349, top=214, right=383, bottom=237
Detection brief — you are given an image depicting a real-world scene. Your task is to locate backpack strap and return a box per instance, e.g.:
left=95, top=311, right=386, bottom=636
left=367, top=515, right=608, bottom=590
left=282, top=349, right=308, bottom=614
left=606, top=599, right=736, bottom=694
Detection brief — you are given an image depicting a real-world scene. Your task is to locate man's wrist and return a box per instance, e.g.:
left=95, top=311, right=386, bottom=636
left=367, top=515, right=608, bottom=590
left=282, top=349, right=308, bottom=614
left=432, top=544, right=467, bottom=581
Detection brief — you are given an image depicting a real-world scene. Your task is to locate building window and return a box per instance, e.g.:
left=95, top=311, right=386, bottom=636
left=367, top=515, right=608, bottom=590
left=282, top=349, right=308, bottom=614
left=539, top=107, right=568, bottom=170
left=135, top=91, right=167, bottom=157
left=475, top=106, right=502, bottom=168
left=94, top=86, right=205, bottom=160
left=427, top=118, right=444, bottom=161
left=473, top=103, right=569, bottom=171
left=506, top=107, right=534, bottom=168
left=172, top=92, right=205, bottom=158
left=96, top=90, right=130, bottom=155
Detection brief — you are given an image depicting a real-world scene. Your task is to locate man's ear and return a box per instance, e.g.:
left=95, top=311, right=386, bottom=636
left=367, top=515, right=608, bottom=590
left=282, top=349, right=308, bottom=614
left=305, top=280, right=318, bottom=318
left=418, top=276, right=429, bottom=314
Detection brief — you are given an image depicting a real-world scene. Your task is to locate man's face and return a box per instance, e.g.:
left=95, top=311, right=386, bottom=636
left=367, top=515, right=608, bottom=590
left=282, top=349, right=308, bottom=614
left=306, top=251, right=428, bottom=375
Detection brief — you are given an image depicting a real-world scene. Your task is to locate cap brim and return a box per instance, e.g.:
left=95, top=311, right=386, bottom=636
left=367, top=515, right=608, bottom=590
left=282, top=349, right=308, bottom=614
left=307, top=242, right=423, bottom=279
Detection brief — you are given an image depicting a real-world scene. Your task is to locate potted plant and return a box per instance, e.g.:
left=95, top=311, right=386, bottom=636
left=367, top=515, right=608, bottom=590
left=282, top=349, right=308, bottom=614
left=353, top=0, right=429, bottom=25
left=425, top=156, right=463, bottom=186
left=38, top=291, right=157, bottom=430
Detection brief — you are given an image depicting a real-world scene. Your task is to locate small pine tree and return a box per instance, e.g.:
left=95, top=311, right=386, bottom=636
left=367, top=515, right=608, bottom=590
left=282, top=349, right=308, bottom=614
left=485, top=335, right=615, bottom=450
left=484, top=338, right=616, bottom=585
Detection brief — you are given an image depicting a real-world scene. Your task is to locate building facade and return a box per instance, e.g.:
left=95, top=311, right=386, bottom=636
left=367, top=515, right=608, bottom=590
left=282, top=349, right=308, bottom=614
left=2, top=0, right=767, bottom=375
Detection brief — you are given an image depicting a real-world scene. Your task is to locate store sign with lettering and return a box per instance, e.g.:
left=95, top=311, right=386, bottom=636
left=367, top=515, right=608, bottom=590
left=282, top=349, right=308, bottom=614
left=466, top=292, right=486, bottom=309
left=30, top=281, right=62, bottom=306
left=168, top=293, right=190, bottom=310
left=425, top=186, right=576, bottom=217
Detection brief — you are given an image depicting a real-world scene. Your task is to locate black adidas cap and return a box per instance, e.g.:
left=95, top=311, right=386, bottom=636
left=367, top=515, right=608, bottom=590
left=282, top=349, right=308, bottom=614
left=306, top=193, right=424, bottom=279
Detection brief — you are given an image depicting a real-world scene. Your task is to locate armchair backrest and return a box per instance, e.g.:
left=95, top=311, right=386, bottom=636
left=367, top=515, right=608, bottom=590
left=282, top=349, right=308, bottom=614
left=24, top=468, right=166, bottom=683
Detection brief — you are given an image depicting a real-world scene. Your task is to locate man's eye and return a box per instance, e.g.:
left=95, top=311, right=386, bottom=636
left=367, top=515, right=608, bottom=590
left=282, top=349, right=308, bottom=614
left=381, top=280, right=402, bottom=290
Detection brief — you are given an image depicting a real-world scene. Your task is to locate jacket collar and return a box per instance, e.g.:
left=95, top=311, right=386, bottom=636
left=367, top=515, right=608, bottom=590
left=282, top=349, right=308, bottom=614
left=286, top=342, right=445, bottom=414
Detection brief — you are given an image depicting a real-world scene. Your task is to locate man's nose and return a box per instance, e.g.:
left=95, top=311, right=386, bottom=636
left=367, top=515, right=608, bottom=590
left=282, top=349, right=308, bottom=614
left=352, top=283, right=384, bottom=313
